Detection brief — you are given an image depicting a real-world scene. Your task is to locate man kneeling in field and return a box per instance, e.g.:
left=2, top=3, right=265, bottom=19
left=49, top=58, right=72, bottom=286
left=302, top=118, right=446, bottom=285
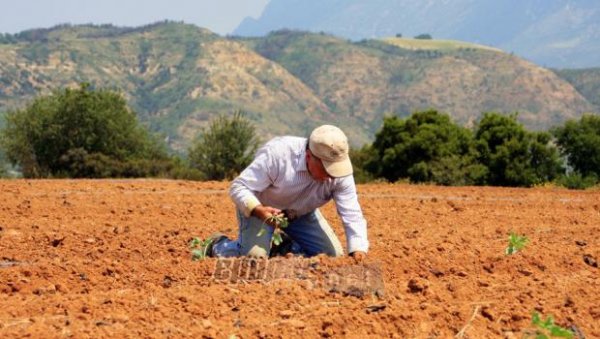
left=199, top=124, right=369, bottom=261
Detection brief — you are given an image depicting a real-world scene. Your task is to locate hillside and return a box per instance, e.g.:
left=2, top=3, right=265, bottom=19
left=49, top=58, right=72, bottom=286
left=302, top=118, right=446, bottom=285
left=554, top=68, right=600, bottom=110
left=234, top=0, right=600, bottom=68
left=0, top=23, right=596, bottom=151
left=241, top=30, right=593, bottom=132
left=0, top=23, right=334, bottom=151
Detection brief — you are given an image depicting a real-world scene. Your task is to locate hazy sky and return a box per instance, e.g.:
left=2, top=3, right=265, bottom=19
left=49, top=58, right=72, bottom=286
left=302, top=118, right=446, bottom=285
left=0, top=0, right=270, bottom=35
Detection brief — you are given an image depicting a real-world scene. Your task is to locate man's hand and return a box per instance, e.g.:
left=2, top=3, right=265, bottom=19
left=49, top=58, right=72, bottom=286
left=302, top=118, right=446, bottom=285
left=350, top=251, right=367, bottom=263
left=251, top=205, right=283, bottom=227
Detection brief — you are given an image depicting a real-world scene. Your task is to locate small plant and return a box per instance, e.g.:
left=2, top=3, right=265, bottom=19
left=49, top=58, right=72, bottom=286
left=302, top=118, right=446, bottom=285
left=505, top=232, right=528, bottom=255
left=531, top=312, right=573, bottom=338
left=257, top=214, right=289, bottom=246
left=189, top=237, right=211, bottom=261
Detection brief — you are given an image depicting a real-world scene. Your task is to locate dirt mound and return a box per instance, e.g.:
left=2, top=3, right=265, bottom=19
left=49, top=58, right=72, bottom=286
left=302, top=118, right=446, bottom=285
left=0, top=180, right=598, bottom=337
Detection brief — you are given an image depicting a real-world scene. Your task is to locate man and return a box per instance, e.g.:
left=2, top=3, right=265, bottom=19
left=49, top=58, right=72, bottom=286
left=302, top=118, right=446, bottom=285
left=201, top=124, right=369, bottom=261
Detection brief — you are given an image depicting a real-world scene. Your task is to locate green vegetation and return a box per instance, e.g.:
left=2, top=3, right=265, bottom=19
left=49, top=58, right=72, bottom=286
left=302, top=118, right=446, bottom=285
left=360, top=110, right=573, bottom=187
left=475, top=113, right=563, bottom=187
left=257, top=214, right=289, bottom=246
left=0, top=149, right=8, bottom=177
left=0, top=79, right=596, bottom=190
left=414, top=34, right=432, bottom=40
left=0, top=23, right=595, bottom=151
left=252, top=29, right=346, bottom=88
left=189, top=237, right=212, bottom=261
left=188, top=111, right=260, bottom=180
left=531, top=312, right=573, bottom=338
left=505, top=232, right=528, bottom=255
left=0, top=23, right=598, bottom=188
left=367, top=110, right=485, bottom=185
left=552, top=114, right=600, bottom=188
left=0, top=83, right=173, bottom=178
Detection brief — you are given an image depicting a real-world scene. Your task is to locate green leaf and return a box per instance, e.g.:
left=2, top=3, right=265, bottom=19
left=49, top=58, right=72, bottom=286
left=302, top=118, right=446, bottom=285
left=506, top=232, right=528, bottom=255
left=191, top=249, right=204, bottom=261
left=272, top=233, right=282, bottom=246
left=189, top=237, right=201, bottom=248
left=532, top=311, right=542, bottom=325
left=257, top=227, right=266, bottom=237
left=549, top=326, right=573, bottom=338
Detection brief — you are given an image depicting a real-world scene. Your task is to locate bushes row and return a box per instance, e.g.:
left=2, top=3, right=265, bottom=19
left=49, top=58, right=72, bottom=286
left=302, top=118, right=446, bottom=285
left=0, top=84, right=256, bottom=181
left=0, top=84, right=598, bottom=189
left=354, top=110, right=599, bottom=188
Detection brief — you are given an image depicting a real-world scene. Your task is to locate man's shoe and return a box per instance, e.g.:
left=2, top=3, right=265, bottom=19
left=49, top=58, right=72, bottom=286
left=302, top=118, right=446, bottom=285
left=190, top=232, right=228, bottom=260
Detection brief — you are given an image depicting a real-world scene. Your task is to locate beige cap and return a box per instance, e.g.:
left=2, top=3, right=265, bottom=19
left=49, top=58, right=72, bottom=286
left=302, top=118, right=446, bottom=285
left=309, top=125, right=353, bottom=178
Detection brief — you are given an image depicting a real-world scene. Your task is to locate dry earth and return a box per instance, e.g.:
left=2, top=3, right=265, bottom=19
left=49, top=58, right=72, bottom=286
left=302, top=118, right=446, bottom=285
left=0, top=180, right=598, bottom=338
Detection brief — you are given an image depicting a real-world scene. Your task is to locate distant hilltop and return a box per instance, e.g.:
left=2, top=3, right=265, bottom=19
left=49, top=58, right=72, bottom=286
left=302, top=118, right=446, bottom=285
left=234, top=0, right=600, bottom=69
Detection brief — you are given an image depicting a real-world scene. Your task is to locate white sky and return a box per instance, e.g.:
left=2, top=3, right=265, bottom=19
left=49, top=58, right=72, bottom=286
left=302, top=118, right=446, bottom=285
left=0, top=0, right=270, bottom=35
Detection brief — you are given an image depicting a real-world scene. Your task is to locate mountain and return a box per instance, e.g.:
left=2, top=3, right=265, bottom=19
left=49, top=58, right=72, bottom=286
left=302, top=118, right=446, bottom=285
left=234, top=0, right=600, bottom=68
left=0, top=23, right=335, bottom=150
left=554, top=68, right=600, bottom=110
left=0, top=23, right=596, bottom=151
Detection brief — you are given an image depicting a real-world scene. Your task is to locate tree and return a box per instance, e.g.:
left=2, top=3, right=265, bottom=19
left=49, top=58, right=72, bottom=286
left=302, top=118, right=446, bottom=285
left=0, top=149, right=8, bottom=177
left=367, top=110, right=485, bottom=185
left=414, top=34, right=432, bottom=40
left=552, top=114, right=600, bottom=178
left=350, top=145, right=378, bottom=184
left=188, top=111, right=260, bottom=180
left=552, top=114, right=600, bottom=187
left=0, top=83, right=170, bottom=178
left=474, top=112, right=563, bottom=187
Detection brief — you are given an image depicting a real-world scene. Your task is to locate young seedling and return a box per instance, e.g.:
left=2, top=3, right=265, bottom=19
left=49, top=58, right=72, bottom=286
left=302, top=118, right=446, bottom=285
left=505, top=231, right=528, bottom=255
left=189, top=237, right=211, bottom=261
left=531, top=311, right=574, bottom=338
left=257, top=214, right=289, bottom=246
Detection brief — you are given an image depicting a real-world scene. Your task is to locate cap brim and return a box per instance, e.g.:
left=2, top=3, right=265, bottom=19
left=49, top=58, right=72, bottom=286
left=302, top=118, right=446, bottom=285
left=322, top=157, right=353, bottom=178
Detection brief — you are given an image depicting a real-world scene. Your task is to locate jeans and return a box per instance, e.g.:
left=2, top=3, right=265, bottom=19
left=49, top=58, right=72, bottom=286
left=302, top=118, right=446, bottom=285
left=212, top=209, right=344, bottom=258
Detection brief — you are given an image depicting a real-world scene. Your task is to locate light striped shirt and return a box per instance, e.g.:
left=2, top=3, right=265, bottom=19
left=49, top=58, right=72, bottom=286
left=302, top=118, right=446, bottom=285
left=229, top=136, right=369, bottom=253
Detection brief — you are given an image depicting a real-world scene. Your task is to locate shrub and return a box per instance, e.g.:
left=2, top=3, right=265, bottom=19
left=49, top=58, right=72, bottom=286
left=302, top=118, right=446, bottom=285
left=555, top=173, right=598, bottom=190
left=367, top=110, right=485, bottom=185
left=188, top=110, right=260, bottom=180
left=474, top=112, right=563, bottom=187
left=414, top=34, right=432, bottom=40
left=552, top=114, right=600, bottom=179
left=0, top=83, right=170, bottom=178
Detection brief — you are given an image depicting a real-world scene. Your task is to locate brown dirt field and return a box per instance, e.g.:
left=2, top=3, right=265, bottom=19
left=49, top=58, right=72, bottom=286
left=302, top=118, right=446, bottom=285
left=0, top=179, right=598, bottom=338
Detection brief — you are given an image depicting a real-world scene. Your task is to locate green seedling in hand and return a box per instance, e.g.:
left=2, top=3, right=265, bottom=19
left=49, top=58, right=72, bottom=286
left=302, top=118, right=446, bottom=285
left=531, top=312, right=573, bottom=338
left=505, top=232, right=528, bottom=255
left=257, top=214, right=289, bottom=246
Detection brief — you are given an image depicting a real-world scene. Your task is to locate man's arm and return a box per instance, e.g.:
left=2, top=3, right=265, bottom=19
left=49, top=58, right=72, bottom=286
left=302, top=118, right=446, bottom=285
left=229, top=145, right=278, bottom=218
left=333, top=176, right=369, bottom=255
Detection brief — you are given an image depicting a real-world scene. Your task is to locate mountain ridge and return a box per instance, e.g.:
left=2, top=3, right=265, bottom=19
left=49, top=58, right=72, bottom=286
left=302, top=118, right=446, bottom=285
left=234, top=0, right=600, bottom=68
left=0, top=22, right=596, bottom=152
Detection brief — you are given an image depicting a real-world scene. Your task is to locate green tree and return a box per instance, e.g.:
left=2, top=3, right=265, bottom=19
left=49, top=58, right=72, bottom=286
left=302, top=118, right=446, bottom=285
left=350, top=145, right=378, bottom=184
left=414, top=34, right=432, bottom=40
left=552, top=114, right=600, bottom=180
left=474, top=112, right=563, bottom=187
left=188, top=111, right=260, bottom=180
left=367, top=110, right=485, bottom=185
left=0, top=149, right=8, bottom=177
left=0, top=83, right=170, bottom=178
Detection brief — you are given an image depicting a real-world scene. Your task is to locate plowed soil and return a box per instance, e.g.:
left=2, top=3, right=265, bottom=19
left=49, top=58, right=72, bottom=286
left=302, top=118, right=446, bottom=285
left=0, top=180, right=598, bottom=338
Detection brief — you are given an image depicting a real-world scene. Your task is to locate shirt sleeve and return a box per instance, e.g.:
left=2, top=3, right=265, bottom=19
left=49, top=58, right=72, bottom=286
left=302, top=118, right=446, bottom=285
left=333, top=176, right=369, bottom=253
left=229, top=144, right=278, bottom=217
